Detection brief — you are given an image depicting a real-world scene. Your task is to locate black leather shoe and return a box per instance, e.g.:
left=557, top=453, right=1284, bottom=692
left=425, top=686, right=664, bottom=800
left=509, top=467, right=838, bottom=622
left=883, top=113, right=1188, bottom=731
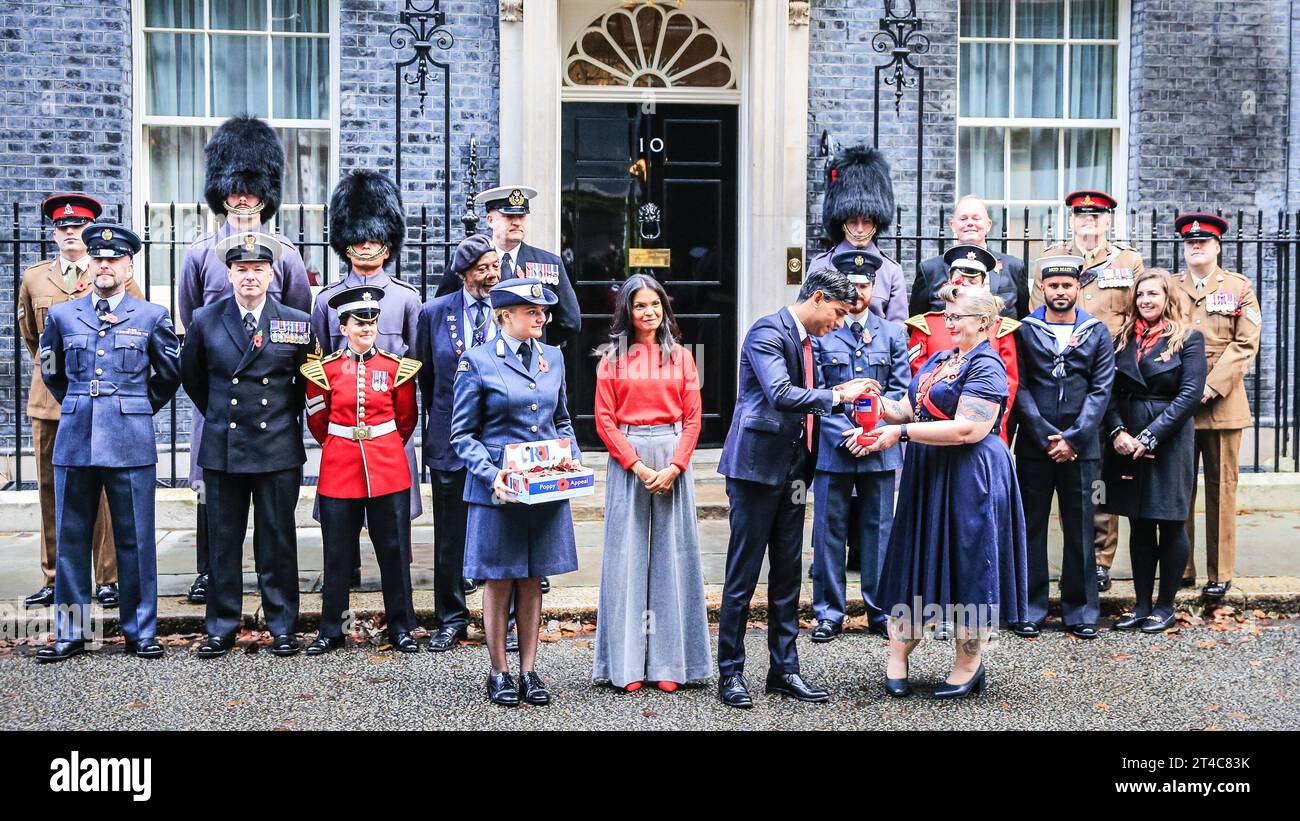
left=197, top=635, right=234, bottom=658
left=461, top=577, right=478, bottom=595
left=539, top=576, right=551, bottom=594
left=765, top=672, right=829, bottom=702
left=125, top=638, right=164, bottom=659
left=306, top=635, right=345, bottom=656
left=519, top=671, right=551, bottom=705
left=1140, top=612, right=1177, bottom=634
left=810, top=620, right=841, bottom=643
left=391, top=632, right=420, bottom=653
left=885, top=676, right=911, bottom=697
left=486, top=672, right=519, bottom=706
left=270, top=634, right=301, bottom=656
left=427, top=625, right=467, bottom=652
left=1096, top=565, right=1112, bottom=592
left=35, top=641, right=85, bottom=663
left=1010, top=621, right=1041, bottom=638
left=505, top=630, right=519, bottom=653
left=1112, top=613, right=1149, bottom=631
left=933, top=665, right=985, bottom=699
left=95, top=583, right=119, bottom=609
left=23, top=586, right=54, bottom=609
left=718, top=674, right=753, bottom=709
left=1067, top=624, right=1099, bottom=639
left=186, top=574, right=208, bottom=604
left=1180, top=577, right=1197, bottom=589
left=1203, top=580, right=1232, bottom=598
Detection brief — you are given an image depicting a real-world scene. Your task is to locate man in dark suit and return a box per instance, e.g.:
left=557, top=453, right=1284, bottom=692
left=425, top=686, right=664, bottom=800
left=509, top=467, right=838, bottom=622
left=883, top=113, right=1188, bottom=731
left=415, top=233, right=500, bottom=651
left=180, top=232, right=318, bottom=659
left=433, top=185, right=580, bottom=351
left=36, top=224, right=181, bottom=662
left=1012, top=255, right=1116, bottom=640
left=715, top=269, right=871, bottom=708
left=909, top=195, right=1028, bottom=319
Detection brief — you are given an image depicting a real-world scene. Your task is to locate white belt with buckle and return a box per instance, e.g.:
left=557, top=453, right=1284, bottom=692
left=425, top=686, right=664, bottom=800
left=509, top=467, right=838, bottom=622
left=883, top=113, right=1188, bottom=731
left=328, top=420, right=397, bottom=440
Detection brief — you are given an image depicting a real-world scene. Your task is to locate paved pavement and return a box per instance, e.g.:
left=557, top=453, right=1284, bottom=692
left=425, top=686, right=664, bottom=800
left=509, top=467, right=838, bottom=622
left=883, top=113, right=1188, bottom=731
left=1, top=614, right=1296, bottom=731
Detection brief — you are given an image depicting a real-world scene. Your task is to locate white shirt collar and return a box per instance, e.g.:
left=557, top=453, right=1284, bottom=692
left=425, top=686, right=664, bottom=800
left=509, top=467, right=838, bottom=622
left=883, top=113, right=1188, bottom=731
left=236, top=297, right=267, bottom=324
left=785, top=306, right=809, bottom=342
left=495, top=242, right=521, bottom=269
left=60, top=255, right=86, bottom=276
left=499, top=328, right=532, bottom=357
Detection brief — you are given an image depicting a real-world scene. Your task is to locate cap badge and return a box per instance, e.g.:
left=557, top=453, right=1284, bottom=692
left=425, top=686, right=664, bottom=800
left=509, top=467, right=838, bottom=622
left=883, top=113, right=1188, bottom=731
left=854, top=255, right=865, bottom=266
left=243, top=233, right=257, bottom=251
left=966, top=251, right=977, bottom=260
left=62, top=204, right=74, bottom=216
left=101, top=228, right=113, bottom=241
left=1190, top=221, right=1201, bottom=233
left=1081, top=195, right=1095, bottom=206
left=530, top=284, right=542, bottom=298
left=508, top=189, right=526, bottom=207
left=362, top=291, right=376, bottom=303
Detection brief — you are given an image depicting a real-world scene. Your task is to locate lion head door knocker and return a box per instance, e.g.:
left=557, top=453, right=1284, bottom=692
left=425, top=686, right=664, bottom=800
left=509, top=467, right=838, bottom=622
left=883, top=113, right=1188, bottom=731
left=638, top=203, right=662, bottom=241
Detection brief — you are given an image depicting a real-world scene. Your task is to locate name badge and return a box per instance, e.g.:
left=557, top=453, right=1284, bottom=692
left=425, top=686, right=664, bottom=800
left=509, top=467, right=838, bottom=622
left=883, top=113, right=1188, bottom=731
left=1096, top=267, right=1134, bottom=289
left=1206, top=289, right=1239, bottom=315
left=269, top=319, right=311, bottom=344
left=524, top=261, right=560, bottom=286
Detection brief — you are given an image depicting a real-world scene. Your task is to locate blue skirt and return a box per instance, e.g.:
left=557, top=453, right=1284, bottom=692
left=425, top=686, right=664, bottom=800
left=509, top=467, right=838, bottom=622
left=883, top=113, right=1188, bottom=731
left=464, top=499, right=578, bottom=580
left=877, top=436, right=1029, bottom=630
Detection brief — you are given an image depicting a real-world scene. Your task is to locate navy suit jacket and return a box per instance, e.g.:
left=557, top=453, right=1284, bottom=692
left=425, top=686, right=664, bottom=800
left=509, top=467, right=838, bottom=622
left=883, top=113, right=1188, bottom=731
left=434, top=241, right=581, bottom=345
left=717, top=309, right=838, bottom=486
left=415, top=289, right=473, bottom=472
left=40, top=293, right=181, bottom=468
left=813, top=312, right=910, bottom=473
left=910, top=251, right=1029, bottom=319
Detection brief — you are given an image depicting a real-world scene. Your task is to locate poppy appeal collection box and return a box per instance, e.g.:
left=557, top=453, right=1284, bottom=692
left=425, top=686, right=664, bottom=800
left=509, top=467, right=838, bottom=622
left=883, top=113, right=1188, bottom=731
left=503, top=438, right=596, bottom=504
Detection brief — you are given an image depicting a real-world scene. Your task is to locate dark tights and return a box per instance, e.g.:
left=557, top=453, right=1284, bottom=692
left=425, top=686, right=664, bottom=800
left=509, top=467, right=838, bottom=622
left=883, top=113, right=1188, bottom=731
left=1128, top=518, right=1190, bottom=619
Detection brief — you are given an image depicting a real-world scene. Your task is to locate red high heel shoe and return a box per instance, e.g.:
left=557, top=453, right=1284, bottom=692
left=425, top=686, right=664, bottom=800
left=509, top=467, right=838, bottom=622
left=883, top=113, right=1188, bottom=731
left=623, top=681, right=643, bottom=693
left=654, top=681, right=679, bottom=693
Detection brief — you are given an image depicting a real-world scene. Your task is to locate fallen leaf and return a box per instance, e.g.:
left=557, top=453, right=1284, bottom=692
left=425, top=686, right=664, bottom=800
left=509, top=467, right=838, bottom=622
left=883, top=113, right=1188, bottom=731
left=127, top=702, right=146, bottom=709
left=1203, top=704, right=1220, bottom=711
left=1227, top=712, right=1249, bottom=720
left=297, top=694, right=315, bottom=701
left=228, top=699, right=245, bottom=706
left=1203, top=726, right=1222, bottom=732
left=574, top=640, right=593, bottom=650
left=1109, top=653, right=1133, bottom=662
left=537, top=634, right=559, bottom=643
left=1195, top=640, right=1216, bottom=649
left=368, top=655, right=389, bottom=664
left=1041, top=670, right=1057, bottom=678
left=1273, top=690, right=1288, bottom=697
left=365, top=677, right=391, bottom=685
left=999, top=702, right=1011, bottom=709
left=1254, top=610, right=1267, bottom=619
left=641, top=709, right=657, bottom=718
left=1250, top=660, right=1262, bottom=668
left=1096, top=703, right=1111, bottom=710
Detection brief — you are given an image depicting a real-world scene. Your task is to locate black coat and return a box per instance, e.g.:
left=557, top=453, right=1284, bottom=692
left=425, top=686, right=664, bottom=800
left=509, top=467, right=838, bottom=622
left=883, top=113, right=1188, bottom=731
left=180, top=296, right=314, bottom=473
left=910, top=252, right=1028, bottom=318
left=1101, top=329, right=1207, bottom=521
left=1013, top=310, right=1115, bottom=461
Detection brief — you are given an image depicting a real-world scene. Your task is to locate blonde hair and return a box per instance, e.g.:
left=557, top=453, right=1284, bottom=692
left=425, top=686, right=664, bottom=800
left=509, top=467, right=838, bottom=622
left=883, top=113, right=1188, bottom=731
left=1115, top=268, right=1190, bottom=354
left=938, top=283, right=1005, bottom=329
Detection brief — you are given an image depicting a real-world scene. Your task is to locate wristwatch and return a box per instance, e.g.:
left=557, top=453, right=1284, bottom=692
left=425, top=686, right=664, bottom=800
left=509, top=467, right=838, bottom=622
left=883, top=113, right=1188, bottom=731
left=899, top=424, right=910, bottom=443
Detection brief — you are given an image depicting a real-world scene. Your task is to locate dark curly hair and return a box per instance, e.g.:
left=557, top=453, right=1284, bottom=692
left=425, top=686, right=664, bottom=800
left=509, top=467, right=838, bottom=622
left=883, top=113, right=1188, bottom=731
left=600, top=274, right=681, bottom=365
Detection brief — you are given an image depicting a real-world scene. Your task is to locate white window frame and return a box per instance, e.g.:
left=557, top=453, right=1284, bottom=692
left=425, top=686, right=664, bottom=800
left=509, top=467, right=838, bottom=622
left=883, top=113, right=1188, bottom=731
left=130, top=0, right=340, bottom=252
left=956, top=0, right=1131, bottom=237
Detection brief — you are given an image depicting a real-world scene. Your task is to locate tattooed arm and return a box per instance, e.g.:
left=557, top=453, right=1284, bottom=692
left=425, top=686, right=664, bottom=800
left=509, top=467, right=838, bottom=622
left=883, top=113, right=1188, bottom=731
left=863, top=394, right=1000, bottom=451
left=879, top=395, right=914, bottom=423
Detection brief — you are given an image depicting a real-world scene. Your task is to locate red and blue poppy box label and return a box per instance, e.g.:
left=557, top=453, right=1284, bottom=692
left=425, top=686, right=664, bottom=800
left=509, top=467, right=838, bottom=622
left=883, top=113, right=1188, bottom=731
left=504, top=438, right=596, bottom=504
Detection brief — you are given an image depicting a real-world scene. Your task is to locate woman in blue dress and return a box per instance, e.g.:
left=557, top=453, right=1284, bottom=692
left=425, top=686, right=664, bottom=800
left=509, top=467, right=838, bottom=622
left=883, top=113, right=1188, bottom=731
left=450, top=277, right=580, bottom=707
left=860, top=284, right=1029, bottom=699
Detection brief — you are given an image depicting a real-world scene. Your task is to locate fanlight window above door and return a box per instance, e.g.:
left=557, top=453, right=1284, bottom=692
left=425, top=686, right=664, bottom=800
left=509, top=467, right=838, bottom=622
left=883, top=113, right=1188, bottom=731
left=564, top=4, right=736, bottom=89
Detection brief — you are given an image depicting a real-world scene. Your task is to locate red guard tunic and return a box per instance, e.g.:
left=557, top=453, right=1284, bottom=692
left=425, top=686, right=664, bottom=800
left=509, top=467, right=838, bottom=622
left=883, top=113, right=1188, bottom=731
left=302, top=347, right=421, bottom=498
left=905, top=312, right=1020, bottom=445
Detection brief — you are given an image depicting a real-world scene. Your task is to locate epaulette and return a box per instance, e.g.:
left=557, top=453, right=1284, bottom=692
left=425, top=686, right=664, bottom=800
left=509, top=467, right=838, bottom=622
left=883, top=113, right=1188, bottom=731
left=878, top=248, right=898, bottom=263
left=320, top=348, right=346, bottom=364
left=995, top=316, right=1022, bottom=338
left=904, top=314, right=932, bottom=336
left=394, top=356, right=422, bottom=386
left=300, top=358, right=330, bottom=390
left=188, top=231, right=218, bottom=249
left=1110, top=240, right=1137, bottom=253
left=388, top=276, right=419, bottom=293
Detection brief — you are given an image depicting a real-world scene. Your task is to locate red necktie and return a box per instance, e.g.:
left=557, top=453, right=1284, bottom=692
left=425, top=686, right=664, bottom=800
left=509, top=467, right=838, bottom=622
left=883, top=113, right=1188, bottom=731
left=802, top=335, right=814, bottom=452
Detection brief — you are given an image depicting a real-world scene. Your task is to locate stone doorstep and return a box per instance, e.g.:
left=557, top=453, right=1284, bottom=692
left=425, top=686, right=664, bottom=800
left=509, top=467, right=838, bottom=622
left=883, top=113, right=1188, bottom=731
left=4, top=577, right=1297, bottom=639
left=1, top=470, right=1297, bottom=530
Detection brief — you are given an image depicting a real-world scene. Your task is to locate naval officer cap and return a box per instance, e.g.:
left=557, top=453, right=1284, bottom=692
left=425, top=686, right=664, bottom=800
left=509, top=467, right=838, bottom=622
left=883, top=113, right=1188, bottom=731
left=1174, top=213, right=1229, bottom=242
left=82, top=223, right=142, bottom=259
left=215, top=231, right=283, bottom=265
left=831, top=247, right=882, bottom=284
left=43, top=193, right=103, bottom=228
left=475, top=185, right=539, bottom=215
left=944, top=243, right=998, bottom=276
left=328, top=286, right=384, bottom=321
left=490, top=277, right=557, bottom=309
left=1037, top=254, right=1085, bottom=281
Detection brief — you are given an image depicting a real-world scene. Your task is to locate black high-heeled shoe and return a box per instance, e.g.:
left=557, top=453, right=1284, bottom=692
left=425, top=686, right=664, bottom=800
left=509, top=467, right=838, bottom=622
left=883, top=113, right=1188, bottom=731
left=885, top=676, right=911, bottom=697
left=932, top=664, right=985, bottom=700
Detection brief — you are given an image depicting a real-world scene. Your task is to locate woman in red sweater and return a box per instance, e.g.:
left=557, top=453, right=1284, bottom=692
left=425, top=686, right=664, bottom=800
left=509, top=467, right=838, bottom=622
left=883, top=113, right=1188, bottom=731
left=592, top=275, right=710, bottom=693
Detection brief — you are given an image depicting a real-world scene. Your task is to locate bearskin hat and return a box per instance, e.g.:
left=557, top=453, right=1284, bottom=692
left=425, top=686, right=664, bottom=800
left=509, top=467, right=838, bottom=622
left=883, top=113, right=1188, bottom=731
left=328, top=170, right=406, bottom=267
left=821, top=145, right=896, bottom=242
left=203, top=116, right=284, bottom=223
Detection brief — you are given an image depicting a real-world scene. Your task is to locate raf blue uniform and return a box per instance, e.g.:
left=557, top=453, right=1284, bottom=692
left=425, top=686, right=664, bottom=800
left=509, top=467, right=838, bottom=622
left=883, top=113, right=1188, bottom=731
left=1015, top=296, right=1116, bottom=633
left=38, top=225, right=181, bottom=658
left=450, top=281, right=580, bottom=580
left=811, top=311, right=910, bottom=630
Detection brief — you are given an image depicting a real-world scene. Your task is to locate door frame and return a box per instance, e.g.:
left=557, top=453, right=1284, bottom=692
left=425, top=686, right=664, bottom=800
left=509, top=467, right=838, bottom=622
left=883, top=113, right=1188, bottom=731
left=498, top=0, right=812, bottom=355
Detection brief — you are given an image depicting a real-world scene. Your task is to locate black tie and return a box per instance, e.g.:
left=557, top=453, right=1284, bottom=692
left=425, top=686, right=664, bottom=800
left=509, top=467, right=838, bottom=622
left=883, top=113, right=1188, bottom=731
left=518, top=341, right=532, bottom=371
left=472, top=300, right=487, bottom=346
left=501, top=253, right=515, bottom=280
left=851, top=321, right=863, bottom=340
left=244, top=312, right=257, bottom=339
left=96, top=299, right=110, bottom=319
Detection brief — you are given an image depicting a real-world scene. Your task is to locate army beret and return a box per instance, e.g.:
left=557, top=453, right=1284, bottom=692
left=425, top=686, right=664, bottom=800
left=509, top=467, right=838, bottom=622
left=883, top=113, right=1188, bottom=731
left=451, top=233, right=498, bottom=276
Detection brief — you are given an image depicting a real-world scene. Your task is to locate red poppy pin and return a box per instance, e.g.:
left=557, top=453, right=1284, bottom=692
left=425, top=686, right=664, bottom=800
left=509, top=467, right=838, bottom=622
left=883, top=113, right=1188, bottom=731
left=101, top=312, right=119, bottom=324
left=538, top=355, right=550, bottom=374
left=1067, top=334, right=1081, bottom=348
left=1159, top=350, right=1172, bottom=362
left=253, top=330, right=264, bottom=349
left=75, top=281, right=87, bottom=292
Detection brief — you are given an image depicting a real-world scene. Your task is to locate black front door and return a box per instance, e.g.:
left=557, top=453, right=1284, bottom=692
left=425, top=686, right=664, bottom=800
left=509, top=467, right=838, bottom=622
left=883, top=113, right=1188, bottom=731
left=560, top=102, right=739, bottom=449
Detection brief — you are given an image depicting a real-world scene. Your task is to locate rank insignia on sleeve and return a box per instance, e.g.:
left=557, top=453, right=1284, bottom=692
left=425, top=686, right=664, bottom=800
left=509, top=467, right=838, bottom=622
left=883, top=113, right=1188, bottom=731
left=1245, top=306, right=1262, bottom=326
